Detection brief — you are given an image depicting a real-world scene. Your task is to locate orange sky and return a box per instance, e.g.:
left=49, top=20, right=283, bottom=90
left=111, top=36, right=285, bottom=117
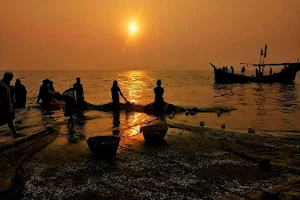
left=0, top=0, right=300, bottom=70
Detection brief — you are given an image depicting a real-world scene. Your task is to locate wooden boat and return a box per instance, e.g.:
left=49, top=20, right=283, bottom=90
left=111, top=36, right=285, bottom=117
left=210, top=62, right=300, bottom=84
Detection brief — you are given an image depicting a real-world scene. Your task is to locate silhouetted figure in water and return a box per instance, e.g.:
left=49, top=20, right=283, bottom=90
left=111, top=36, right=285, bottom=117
left=0, top=72, right=22, bottom=138
left=113, top=110, right=120, bottom=128
left=270, top=67, right=273, bottom=76
left=15, top=79, right=27, bottom=109
left=241, top=66, right=245, bottom=75
left=37, top=79, right=51, bottom=112
left=154, top=79, right=165, bottom=117
left=230, top=66, right=234, bottom=74
left=48, top=81, right=55, bottom=92
left=73, top=77, right=84, bottom=112
left=111, top=80, right=127, bottom=110
left=62, top=88, right=76, bottom=137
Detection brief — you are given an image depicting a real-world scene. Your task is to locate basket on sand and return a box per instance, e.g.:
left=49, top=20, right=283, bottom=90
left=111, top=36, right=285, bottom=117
left=140, top=124, right=168, bottom=144
left=87, top=136, right=120, bottom=159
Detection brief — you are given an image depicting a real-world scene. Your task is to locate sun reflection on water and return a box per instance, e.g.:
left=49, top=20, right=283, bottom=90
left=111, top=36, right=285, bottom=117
left=118, top=71, right=154, bottom=104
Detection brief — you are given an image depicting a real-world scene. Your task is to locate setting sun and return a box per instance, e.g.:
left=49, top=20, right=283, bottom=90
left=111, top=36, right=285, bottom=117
left=128, top=22, right=137, bottom=35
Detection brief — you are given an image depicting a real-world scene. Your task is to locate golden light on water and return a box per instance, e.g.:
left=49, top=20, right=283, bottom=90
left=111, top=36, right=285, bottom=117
left=119, top=71, right=154, bottom=104
left=126, top=71, right=143, bottom=103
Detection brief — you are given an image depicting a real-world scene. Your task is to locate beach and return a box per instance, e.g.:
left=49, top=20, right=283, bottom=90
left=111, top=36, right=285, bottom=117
left=1, top=109, right=300, bottom=199
left=0, top=70, right=300, bottom=199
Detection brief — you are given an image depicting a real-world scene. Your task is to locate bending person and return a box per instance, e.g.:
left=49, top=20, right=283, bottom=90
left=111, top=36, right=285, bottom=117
left=62, top=88, right=76, bottom=137
left=37, top=79, right=51, bottom=112
left=111, top=80, right=127, bottom=110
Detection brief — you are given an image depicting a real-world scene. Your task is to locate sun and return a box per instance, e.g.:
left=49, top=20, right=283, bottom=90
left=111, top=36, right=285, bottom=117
left=128, top=22, right=137, bottom=35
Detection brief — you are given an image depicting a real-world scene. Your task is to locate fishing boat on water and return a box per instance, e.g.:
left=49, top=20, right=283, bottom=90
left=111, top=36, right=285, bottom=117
left=210, top=45, right=300, bottom=84
left=210, top=62, right=300, bottom=84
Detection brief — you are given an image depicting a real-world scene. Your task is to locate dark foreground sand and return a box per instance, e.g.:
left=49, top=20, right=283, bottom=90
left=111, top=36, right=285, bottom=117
left=1, top=120, right=299, bottom=200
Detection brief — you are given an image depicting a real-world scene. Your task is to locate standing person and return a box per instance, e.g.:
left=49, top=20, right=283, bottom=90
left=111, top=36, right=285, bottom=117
left=0, top=72, right=22, bottom=138
left=241, top=66, right=245, bottom=75
left=37, top=79, right=51, bottom=112
left=73, top=77, right=84, bottom=112
left=154, top=79, right=165, bottom=117
left=15, top=79, right=27, bottom=109
left=230, top=66, right=234, bottom=74
left=111, top=80, right=127, bottom=110
left=270, top=67, right=273, bottom=76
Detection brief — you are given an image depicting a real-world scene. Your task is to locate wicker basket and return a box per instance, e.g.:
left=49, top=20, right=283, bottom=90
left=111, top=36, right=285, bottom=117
left=87, top=136, right=120, bottom=159
left=140, top=125, right=168, bottom=144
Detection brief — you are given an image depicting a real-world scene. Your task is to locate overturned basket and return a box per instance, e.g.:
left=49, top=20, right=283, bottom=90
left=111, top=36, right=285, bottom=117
left=140, top=125, right=168, bottom=144
left=87, top=136, right=120, bottom=159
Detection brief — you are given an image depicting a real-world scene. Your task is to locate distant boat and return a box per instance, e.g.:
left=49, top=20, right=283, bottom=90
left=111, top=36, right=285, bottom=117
left=210, top=62, right=300, bottom=84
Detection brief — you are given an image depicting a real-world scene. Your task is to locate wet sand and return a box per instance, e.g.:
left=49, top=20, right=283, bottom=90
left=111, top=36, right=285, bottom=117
left=1, top=103, right=300, bottom=199
left=1, top=119, right=299, bottom=199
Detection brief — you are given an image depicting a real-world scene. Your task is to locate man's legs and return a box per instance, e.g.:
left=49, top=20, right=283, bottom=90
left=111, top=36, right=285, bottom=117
left=68, top=115, right=74, bottom=136
left=7, top=121, right=18, bottom=138
left=7, top=111, right=21, bottom=138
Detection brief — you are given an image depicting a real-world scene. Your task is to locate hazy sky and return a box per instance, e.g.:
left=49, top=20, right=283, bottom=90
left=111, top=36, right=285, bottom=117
left=1, top=0, right=300, bottom=70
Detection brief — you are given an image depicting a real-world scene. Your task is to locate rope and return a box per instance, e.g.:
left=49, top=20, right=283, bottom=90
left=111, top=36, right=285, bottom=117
left=173, top=118, right=300, bottom=134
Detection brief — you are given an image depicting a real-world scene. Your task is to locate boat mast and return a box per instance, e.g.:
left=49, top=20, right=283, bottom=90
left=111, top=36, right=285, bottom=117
left=261, top=44, right=267, bottom=75
left=258, top=48, right=263, bottom=76
left=258, top=44, right=267, bottom=76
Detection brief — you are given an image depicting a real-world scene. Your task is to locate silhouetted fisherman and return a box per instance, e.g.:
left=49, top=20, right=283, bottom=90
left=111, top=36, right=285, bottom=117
left=241, top=66, right=245, bottom=75
left=255, top=68, right=259, bottom=77
left=270, top=67, right=273, bottom=76
left=37, top=79, right=51, bottom=112
left=111, top=80, right=127, bottom=110
left=73, top=77, right=84, bottom=112
left=230, top=66, right=234, bottom=74
left=15, top=79, right=27, bottom=108
left=0, top=72, right=22, bottom=138
left=48, top=81, right=55, bottom=92
left=154, top=79, right=165, bottom=117
left=62, top=88, right=76, bottom=137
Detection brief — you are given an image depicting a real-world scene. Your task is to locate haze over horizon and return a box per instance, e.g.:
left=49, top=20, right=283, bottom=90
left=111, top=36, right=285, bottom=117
left=1, top=0, right=300, bottom=71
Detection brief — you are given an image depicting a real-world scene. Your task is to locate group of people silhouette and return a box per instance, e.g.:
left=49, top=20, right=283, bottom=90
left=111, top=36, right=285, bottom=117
left=0, top=71, right=165, bottom=138
left=218, top=66, right=246, bottom=75
left=219, top=65, right=274, bottom=77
